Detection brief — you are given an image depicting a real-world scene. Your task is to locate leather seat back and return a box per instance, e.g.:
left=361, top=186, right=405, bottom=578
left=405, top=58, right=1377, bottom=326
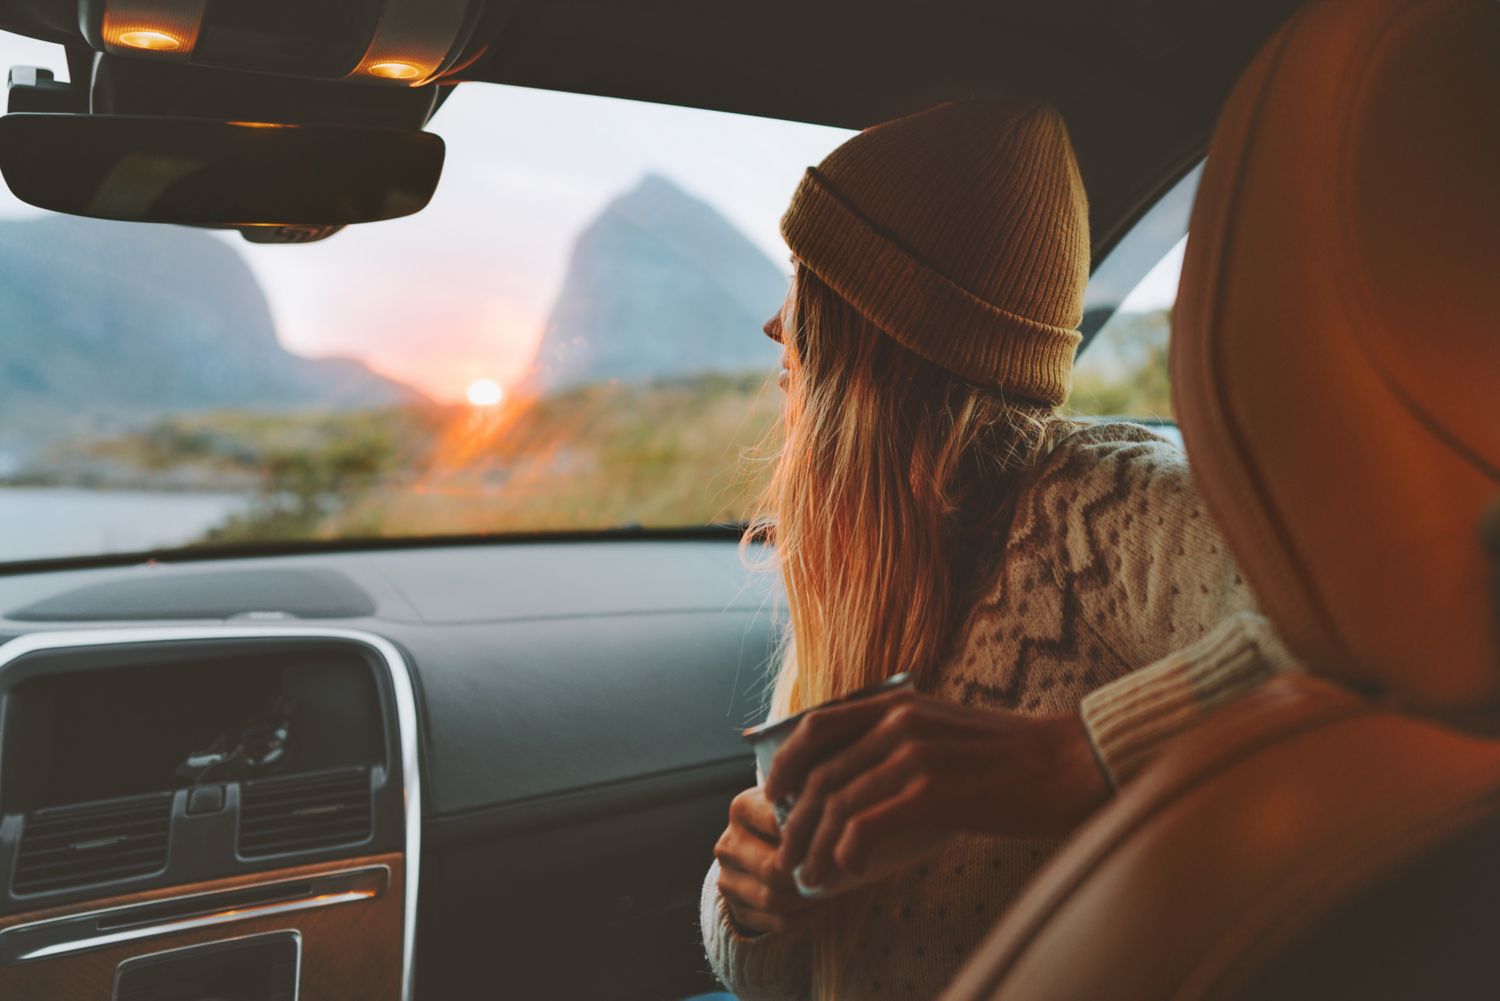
left=940, top=1, right=1500, bottom=997
left=1171, top=0, right=1500, bottom=708
left=939, top=676, right=1500, bottom=1001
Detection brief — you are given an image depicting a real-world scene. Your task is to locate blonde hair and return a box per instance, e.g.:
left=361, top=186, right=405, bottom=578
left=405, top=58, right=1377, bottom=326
left=746, top=267, right=1074, bottom=998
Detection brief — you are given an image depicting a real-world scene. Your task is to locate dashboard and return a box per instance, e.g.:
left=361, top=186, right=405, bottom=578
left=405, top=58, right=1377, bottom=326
left=0, top=538, right=778, bottom=1000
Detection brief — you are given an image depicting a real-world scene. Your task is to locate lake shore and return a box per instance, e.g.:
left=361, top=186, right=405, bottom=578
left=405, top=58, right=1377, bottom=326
left=0, top=487, right=249, bottom=563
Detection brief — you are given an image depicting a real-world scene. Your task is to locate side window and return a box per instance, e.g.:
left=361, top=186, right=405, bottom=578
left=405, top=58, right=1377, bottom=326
left=1066, top=163, right=1201, bottom=429
left=1067, top=238, right=1183, bottom=420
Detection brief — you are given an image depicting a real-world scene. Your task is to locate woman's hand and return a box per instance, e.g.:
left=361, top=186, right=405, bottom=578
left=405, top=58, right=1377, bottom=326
left=764, top=690, right=1110, bottom=891
left=713, top=787, right=818, bottom=936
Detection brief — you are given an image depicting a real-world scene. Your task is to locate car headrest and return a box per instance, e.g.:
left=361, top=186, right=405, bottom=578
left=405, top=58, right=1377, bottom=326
left=1171, top=0, right=1500, bottom=711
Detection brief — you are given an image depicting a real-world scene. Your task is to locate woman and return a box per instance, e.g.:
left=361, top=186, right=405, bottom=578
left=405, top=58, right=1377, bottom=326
left=701, top=100, right=1290, bottom=1001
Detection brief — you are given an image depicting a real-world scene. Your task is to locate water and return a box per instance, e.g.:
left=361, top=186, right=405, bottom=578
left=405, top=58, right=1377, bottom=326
left=0, top=488, right=249, bottom=563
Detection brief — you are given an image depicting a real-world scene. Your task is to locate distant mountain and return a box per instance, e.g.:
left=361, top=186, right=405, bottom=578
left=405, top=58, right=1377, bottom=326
left=0, top=215, right=419, bottom=459
left=529, top=174, right=786, bottom=392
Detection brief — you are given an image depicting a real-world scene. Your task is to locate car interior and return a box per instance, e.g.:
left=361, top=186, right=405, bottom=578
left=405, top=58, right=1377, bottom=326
left=0, top=0, right=1494, bottom=1000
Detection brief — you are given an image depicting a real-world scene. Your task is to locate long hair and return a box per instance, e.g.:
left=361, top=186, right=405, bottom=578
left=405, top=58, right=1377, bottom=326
left=745, top=267, right=1075, bottom=998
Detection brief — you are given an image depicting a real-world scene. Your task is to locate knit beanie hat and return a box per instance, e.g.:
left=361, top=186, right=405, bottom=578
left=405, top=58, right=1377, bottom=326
left=780, top=101, right=1089, bottom=405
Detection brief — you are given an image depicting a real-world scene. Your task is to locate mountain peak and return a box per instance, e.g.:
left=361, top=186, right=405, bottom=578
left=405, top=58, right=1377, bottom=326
left=528, top=175, right=787, bottom=392
left=630, top=171, right=685, bottom=196
left=0, top=215, right=420, bottom=458
left=598, top=173, right=736, bottom=245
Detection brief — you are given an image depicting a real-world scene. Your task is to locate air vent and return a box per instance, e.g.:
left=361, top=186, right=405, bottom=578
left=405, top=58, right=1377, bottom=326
left=13, top=792, right=171, bottom=895
left=239, top=768, right=373, bottom=858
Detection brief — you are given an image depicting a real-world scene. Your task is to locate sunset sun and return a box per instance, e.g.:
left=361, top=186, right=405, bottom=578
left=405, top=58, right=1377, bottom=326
left=466, top=379, right=504, bottom=407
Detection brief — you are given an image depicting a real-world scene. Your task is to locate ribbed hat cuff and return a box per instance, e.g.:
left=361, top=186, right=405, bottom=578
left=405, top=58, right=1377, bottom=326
left=781, top=168, right=1080, bottom=405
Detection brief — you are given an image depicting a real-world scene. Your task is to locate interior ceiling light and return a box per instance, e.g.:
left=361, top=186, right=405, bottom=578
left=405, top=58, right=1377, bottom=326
left=99, top=0, right=206, bottom=60
left=366, top=61, right=423, bottom=81
left=89, top=0, right=478, bottom=84
left=116, top=29, right=182, bottom=51
left=352, top=0, right=477, bottom=86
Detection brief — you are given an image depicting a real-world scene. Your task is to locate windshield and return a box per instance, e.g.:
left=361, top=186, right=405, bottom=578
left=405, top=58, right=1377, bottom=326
left=0, top=32, right=851, bottom=563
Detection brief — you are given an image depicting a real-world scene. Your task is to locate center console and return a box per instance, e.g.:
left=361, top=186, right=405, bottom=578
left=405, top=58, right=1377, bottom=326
left=0, top=628, right=420, bottom=1001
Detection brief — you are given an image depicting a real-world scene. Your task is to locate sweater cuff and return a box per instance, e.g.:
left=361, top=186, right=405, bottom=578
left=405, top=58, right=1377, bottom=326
left=1080, top=612, right=1295, bottom=787
left=700, top=861, right=810, bottom=999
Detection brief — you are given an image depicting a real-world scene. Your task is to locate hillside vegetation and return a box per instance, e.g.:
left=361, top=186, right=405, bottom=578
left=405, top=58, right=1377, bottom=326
left=1066, top=309, right=1173, bottom=420
left=11, top=309, right=1172, bottom=548
left=0, top=215, right=413, bottom=463
left=337, top=373, right=782, bottom=538
left=18, top=372, right=783, bottom=544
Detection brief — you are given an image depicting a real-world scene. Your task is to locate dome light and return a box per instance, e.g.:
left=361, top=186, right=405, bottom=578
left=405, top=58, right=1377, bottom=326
left=101, top=0, right=206, bottom=58
left=117, top=29, right=184, bottom=51
left=367, top=60, right=423, bottom=81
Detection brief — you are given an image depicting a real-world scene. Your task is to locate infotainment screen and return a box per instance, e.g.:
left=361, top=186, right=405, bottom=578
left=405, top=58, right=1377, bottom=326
left=1, top=653, right=384, bottom=811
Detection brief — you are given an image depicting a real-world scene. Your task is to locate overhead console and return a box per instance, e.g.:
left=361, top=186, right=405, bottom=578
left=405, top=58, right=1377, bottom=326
left=0, top=628, right=419, bottom=1000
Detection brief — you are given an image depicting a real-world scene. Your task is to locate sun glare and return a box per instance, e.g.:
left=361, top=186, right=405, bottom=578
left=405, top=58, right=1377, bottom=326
left=467, top=379, right=504, bottom=407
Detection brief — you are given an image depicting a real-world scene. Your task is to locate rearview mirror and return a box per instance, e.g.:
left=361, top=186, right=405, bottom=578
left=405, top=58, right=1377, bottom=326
left=0, top=114, right=445, bottom=227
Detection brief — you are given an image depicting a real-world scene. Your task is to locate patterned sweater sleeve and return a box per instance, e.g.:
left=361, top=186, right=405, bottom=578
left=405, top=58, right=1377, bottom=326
left=700, top=861, right=811, bottom=1000
left=1044, top=426, right=1296, bottom=786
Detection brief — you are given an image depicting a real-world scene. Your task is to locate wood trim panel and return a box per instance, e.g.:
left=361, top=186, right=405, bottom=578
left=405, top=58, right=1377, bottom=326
left=0, top=852, right=403, bottom=1001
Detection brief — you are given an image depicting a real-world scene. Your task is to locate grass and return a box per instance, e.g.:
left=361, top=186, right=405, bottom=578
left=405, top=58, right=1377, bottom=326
left=10, top=312, right=1173, bottom=547
left=13, top=371, right=785, bottom=543
left=1065, top=309, right=1173, bottom=421
left=333, top=371, right=784, bottom=536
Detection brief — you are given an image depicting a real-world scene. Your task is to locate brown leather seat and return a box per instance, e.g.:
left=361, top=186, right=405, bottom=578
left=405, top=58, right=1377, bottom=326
left=941, top=1, right=1500, bottom=998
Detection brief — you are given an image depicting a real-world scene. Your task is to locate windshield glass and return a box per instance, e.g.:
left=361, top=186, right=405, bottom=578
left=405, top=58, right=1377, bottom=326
left=0, top=32, right=851, bottom=563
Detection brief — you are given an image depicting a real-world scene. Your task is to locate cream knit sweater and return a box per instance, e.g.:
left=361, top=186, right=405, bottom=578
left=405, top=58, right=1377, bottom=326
left=701, top=422, right=1293, bottom=1001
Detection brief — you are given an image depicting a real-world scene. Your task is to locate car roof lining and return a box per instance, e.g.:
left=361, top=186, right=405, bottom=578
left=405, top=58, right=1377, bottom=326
left=453, top=0, right=1298, bottom=261
left=1, top=0, right=1298, bottom=266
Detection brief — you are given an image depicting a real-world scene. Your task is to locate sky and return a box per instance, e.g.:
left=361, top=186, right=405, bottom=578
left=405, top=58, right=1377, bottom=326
left=1119, top=238, right=1185, bottom=314
left=0, top=32, right=848, bottom=402
left=0, top=32, right=1183, bottom=403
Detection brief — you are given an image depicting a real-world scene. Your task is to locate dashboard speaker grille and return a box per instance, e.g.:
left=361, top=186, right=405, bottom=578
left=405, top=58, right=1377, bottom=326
left=238, top=767, right=373, bottom=858
left=12, top=792, right=172, bottom=895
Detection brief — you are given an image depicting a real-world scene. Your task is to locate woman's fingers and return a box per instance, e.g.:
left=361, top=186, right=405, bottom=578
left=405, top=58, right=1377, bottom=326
left=716, top=824, right=793, bottom=887
left=831, top=782, right=929, bottom=876
left=776, top=699, right=936, bottom=868
left=715, top=786, right=815, bottom=935
left=774, top=795, right=822, bottom=874
left=764, top=691, right=914, bottom=801
left=717, top=858, right=809, bottom=917
left=716, top=813, right=813, bottom=937
left=719, top=893, right=817, bottom=937
left=777, top=718, right=905, bottom=868
left=729, top=786, right=783, bottom=844
left=719, top=696, right=1112, bottom=929
left=795, top=747, right=930, bottom=888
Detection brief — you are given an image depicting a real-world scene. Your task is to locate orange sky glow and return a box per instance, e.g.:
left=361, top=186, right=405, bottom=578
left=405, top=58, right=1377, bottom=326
left=0, top=30, right=851, bottom=407
left=351, top=300, right=544, bottom=405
